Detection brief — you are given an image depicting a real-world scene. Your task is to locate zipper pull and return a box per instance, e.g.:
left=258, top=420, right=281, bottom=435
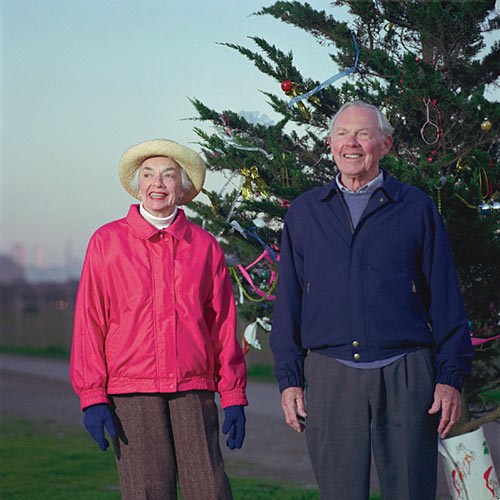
left=411, top=280, right=417, bottom=293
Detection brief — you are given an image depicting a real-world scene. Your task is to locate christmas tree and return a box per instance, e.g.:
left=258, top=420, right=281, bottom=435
left=188, top=0, right=500, bottom=433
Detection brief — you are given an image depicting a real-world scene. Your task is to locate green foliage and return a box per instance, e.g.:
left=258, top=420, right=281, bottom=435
left=189, top=1, right=500, bottom=417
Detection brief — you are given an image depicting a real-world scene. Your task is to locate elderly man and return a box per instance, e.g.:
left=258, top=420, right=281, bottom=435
left=270, top=101, right=473, bottom=499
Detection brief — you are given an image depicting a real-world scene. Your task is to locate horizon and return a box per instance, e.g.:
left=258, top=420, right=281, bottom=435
left=1, top=0, right=498, bottom=277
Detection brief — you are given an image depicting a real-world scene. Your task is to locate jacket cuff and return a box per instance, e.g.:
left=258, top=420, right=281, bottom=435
left=219, top=388, right=248, bottom=409
left=278, top=374, right=304, bottom=393
left=435, top=372, right=464, bottom=392
left=79, top=388, right=109, bottom=411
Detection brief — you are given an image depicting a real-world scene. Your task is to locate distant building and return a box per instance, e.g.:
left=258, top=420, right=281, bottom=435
left=0, top=254, right=25, bottom=284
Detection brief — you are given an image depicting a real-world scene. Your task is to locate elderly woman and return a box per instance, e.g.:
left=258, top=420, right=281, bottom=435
left=70, top=139, right=247, bottom=500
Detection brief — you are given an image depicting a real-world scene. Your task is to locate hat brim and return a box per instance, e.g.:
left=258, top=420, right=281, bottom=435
left=119, top=139, right=206, bottom=204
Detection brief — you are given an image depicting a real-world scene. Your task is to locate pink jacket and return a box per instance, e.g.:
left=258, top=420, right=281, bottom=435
left=70, top=205, right=247, bottom=410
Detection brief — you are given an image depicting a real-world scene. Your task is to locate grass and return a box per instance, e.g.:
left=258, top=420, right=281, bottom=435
left=0, top=417, right=383, bottom=500
left=246, top=362, right=275, bottom=382
left=0, top=418, right=121, bottom=500
left=0, top=343, right=69, bottom=359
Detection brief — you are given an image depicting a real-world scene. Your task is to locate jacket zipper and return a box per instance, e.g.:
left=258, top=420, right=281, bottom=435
left=338, top=194, right=355, bottom=234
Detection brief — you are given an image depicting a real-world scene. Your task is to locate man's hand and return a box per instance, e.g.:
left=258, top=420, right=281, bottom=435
left=428, top=383, right=461, bottom=438
left=281, top=387, right=307, bottom=433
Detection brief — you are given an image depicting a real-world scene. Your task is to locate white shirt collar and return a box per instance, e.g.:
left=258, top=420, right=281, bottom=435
left=335, top=170, right=384, bottom=194
left=139, top=203, right=178, bottom=229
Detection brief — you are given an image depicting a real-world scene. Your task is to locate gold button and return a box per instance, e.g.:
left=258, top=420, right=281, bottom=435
left=353, top=353, right=360, bottom=361
left=352, top=340, right=359, bottom=348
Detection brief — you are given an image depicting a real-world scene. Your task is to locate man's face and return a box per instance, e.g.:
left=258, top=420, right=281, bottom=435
left=138, top=156, right=183, bottom=218
left=328, top=106, right=392, bottom=184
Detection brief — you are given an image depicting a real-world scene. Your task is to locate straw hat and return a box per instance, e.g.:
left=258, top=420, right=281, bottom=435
left=119, top=139, right=206, bottom=204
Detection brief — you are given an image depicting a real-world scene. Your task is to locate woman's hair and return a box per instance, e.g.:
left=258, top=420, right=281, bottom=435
left=328, top=100, right=394, bottom=137
left=130, top=160, right=193, bottom=203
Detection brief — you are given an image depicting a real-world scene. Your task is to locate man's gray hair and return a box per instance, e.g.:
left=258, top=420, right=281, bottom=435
left=130, top=161, right=193, bottom=203
left=328, top=100, right=394, bottom=137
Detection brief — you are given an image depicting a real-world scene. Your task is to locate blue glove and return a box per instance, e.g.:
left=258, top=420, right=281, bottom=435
left=83, top=403, right=117, bottom=451
left=222, top=405, right=246, bottom=450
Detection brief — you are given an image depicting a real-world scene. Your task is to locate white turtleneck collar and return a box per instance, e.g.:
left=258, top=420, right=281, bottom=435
left=139, top=203, right=178, bottom=229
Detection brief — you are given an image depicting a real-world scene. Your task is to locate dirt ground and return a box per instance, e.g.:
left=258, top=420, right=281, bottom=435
left=1, top=353, right=499, bottom=498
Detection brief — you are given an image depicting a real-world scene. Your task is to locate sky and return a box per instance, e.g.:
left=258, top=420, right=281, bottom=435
left=0, top=0, right=347, bottom=270
left=0, top=0, right=498, bottom=271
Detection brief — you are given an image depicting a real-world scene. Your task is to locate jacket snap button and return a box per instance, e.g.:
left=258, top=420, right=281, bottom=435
left=353, top=353, right=360, bottom=360
left=379, top=197, right=384, bottom=202
left=352, top=340, right=359, bottom=348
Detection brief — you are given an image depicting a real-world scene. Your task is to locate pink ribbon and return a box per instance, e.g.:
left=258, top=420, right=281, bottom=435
left=236, top=264, right=276, bottom=301
left=471, top=334, right=500, bottom=346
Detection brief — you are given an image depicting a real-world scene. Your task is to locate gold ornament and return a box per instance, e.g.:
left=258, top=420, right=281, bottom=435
left=480, top=118, right=492, bottom=132
left=456, top=157, right=471, bottom=172
left=284, top=82, right=321, bottom=120
left=239, top=166, right=269, bottom=200
left=201, top=188, right=218, bottom=216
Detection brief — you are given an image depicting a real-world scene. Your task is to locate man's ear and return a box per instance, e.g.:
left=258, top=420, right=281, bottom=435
left=327, top=134, right=334, bottom=151
left=382, top=135, right=393, bottom=155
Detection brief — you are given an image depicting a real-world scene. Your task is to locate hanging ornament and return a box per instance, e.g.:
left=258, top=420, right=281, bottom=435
left=478, top=201, right=492, bottom=214
left=479, top=167, right=493, bottom=201
left=201, top=188, right=218, bottom=216
left=281, top=81, right=317, bottom=120
left=489, top=200, right=500, bottom=210
left=420, top=98, right=442, bottom=145
left=281, top=80, right=292, bottom=92
left=281, top=153, right=290, bottom=187
left=252, top=215, right=266, bottom=228
left=217, top=115, right=274, bottom=160
left=239, top=166, right=269, bottom=199
left=383, top=22, right=411, bottom=52
left=242, top=335, right=249, bottom=355
left=229, top=220, right=248, bottom=238
left=229, top=266, right=278, bottom=303
left=416, top=98, right=443, bottom=166
left=456, top=157, right=471, bottom=172
left=286, top=34, right=360, bottom=112
left=243, top=322, right=262, bottom=350
left=480, top=118, right=492, bottom=132
left=256, top=317, right=272, bottom=332
left=435, top=176, right=447, bottom=214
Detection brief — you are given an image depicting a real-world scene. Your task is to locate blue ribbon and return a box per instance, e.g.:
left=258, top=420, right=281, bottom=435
left=288, top=35, right=360, bottom=108
left=246, top=227, right=278, bottom=262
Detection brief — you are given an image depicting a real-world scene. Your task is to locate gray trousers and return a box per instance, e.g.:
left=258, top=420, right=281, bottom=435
left=305, top=349, right=438, bottom=500
left=109, top=391, right=233, bottom=500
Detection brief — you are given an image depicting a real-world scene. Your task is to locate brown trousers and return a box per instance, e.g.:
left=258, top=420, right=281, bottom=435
left=109, top=391, right=233, bottom=500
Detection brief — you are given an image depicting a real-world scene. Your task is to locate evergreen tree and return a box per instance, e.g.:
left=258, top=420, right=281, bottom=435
left=189, top=0, right=500, bottom=433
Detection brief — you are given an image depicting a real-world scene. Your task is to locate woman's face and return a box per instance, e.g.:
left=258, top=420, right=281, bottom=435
left=138, top=156, right=183, bottom=218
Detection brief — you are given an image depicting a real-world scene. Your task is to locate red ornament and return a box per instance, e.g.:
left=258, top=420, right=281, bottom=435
left=415, top=57, right=420, bottom=62
left=427, top=157, right=433, bottom=162
left=281, top=80, right=292, bottom=92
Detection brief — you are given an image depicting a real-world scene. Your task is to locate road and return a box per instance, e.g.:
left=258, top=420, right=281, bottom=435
left=1, top=353, right=499, bottom=497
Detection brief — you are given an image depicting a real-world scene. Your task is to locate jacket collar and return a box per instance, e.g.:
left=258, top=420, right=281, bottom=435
left=318, top=168, right=402, bottom=203
left=126, top=204, right=189, bottom=240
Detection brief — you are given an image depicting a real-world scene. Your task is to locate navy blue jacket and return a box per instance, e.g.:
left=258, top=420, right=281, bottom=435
left=270, top=171, right=473, bottom=392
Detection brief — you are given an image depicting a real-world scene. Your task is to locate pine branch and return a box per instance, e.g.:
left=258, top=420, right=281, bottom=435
left=256, top=1, right=346, bottom=44
left=451, top=406, right=500, bottom=437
